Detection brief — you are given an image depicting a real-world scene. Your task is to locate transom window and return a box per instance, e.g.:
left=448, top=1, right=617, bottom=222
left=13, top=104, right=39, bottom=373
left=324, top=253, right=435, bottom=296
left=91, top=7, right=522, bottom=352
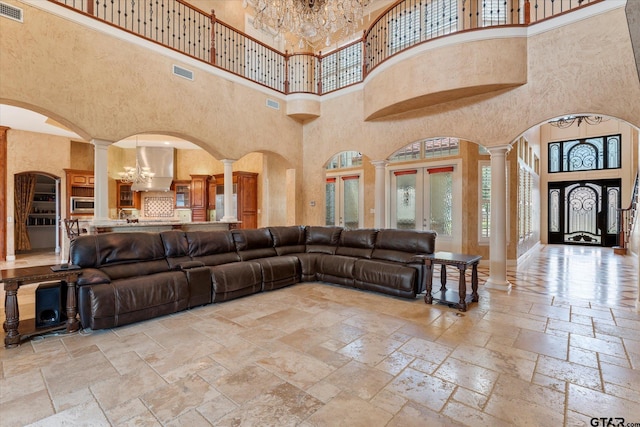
left=389, top=137, right=459, bottom=162
left=548, top=134, right=621, bottom=173
left=326, top=151, right=363, bottom=170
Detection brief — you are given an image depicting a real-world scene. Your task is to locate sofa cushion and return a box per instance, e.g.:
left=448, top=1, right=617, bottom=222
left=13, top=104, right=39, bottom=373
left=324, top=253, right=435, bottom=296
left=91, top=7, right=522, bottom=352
left=210, top=261, right=262, bottom=302
left=353, top=259, right=418, bottom=298
left=78, top=271, right=189, bottom=329
left=160, top=230, right=191, bottom=270
left=317, top=254, right=356, bottom=283
left=186, top=230, right=240, bottom=266
left=305, top=226, right=342, bottom=254
left=232, top=228, right=278, bottom=260
left=100, top=259, right=170, bottom=281
left=269, top=226, right=306, bottom=256
left=372, top=229, right=437, bottom=263
left=254, top=255, right=301, bottom=291
left=96, top=232, right=167, bottom=266
left=336, top=229, right=377, bottom=259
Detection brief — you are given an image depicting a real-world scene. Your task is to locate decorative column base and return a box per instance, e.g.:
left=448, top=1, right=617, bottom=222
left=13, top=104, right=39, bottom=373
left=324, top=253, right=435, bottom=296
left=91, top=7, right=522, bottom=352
left=484, top=279, right=512, bottom=291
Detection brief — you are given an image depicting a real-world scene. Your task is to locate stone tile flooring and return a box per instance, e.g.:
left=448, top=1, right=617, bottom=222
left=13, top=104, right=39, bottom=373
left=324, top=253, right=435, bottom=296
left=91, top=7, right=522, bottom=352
left=1, top=245, right=639, bottom=426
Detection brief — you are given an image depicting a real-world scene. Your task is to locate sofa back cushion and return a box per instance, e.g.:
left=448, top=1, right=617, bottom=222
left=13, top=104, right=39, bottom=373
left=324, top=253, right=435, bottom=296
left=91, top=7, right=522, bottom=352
left=70, top=232, right=170, bottom=280
left=186, top=230, right=240, bottom=265
left=372, top=229, right=437, bottom=263
left=305, top=226, right=342, bottom=254
left=336, top=229, right=377, bottom=259
left=268, top=226, right=306, bottom=255
left=232, top=228, right=277, bottom=260
left=160, top=230, right=191, bottom=269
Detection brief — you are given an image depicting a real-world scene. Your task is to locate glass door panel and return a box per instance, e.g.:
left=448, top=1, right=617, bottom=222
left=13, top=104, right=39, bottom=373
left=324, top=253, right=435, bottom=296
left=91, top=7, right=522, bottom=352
left=394, top=172, right=417, bottom=229
left=342, top=176, right=360, bottom=230
left=325, top=174, right=361, bottom=229
left=391, top=167, right=453, bottom=234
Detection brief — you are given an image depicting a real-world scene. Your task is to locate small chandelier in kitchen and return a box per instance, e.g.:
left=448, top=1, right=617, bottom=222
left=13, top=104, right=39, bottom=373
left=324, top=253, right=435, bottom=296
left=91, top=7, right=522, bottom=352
left=243, top=0, right=371, bottom=48
left=118, top=139, right=155, bottom=184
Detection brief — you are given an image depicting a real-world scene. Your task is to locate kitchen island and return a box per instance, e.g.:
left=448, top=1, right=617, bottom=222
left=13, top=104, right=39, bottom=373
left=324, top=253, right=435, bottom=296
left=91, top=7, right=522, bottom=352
left=88, top=220, right=240, bottom=234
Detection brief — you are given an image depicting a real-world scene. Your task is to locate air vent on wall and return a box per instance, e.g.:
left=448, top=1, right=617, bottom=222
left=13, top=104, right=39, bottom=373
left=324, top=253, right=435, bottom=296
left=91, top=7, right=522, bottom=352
left=0, top=2, right=23, bottom=22
left=172, top=64, right=194, bottom=81
left=266, top=99, right=280, bottom=110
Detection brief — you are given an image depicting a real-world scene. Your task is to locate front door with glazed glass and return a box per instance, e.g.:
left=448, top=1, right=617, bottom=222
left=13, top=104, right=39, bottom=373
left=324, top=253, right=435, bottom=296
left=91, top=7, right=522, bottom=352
left=548, top=179, right=621, bottom=247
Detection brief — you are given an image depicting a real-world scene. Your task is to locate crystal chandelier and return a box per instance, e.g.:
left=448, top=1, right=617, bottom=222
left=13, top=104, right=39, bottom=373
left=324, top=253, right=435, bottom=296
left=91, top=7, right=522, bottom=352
left=118, top=139, right=155, bottom=184
left=548, top=115, right=607, bottom=128
left=243, top=0, right=371, bottom=48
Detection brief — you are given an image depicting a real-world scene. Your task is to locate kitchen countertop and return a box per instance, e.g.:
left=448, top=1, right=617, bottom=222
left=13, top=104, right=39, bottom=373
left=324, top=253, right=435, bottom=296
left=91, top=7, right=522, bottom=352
left=87, top=220, right=240, bottom=234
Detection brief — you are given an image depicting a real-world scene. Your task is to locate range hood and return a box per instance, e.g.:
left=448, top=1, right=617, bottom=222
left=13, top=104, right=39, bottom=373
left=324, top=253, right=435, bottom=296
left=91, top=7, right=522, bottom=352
left=131, top=146, right=175, bottom=192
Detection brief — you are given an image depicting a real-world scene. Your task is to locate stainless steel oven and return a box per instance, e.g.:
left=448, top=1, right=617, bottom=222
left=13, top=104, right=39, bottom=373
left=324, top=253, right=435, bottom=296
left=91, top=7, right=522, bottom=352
left=70, top=197, right=94, bottom=214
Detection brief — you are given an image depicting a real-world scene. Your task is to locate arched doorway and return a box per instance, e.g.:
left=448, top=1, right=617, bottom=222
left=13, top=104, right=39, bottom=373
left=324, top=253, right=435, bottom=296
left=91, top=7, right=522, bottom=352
left=15, top=172, right=61, bottom=255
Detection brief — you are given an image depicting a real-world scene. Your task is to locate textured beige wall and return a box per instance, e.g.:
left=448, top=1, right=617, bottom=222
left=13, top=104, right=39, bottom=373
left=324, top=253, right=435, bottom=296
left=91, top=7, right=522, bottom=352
left=2, top=1, right=639, bottom=263
left=301, top=6, right=640, bottom=233
left=0, top=0, right=302, bottom=164
left=6, top=129, right=73, bottom=254
left=364, top=37, right=528, bottom=120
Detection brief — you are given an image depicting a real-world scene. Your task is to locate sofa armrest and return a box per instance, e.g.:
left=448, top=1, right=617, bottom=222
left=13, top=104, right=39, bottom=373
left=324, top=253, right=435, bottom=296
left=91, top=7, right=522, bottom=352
left=77, top=268, right=111, bottom=286
left=183, top=265, right=212, bottom=308
left=178, top=261, right=206, bottom=270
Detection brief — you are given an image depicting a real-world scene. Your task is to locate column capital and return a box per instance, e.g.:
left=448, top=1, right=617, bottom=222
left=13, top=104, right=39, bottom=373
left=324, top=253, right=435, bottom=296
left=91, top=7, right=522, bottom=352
left=370, top=160, right=388, bottom=168
left=485, top=144, right=513, bottom=155
left=221, top=159, right=237, bottom=165
left=90, top=138, right=113, bottom=148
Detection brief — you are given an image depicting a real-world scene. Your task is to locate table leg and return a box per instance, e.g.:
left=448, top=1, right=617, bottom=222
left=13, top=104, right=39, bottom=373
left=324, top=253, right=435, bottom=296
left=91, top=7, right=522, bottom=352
left=64, top=280, right=80, bottom=332
left=4, top=284, right=21, bottom=348
left=457, top=265, right=467, bottom=312
left=440, top=264, right=447, bottom=292
left=424, top=259, right=433, bottom=304
left=471, top=262, right=479, bottom=302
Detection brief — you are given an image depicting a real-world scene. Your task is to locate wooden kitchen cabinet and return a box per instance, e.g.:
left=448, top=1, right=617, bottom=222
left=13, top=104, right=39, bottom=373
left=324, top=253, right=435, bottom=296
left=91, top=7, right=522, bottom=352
left=116, top=180, right=140, bottom=209
left=64, top=169, right=94, bottom=218
left=173, top=180, right=191, bottom=208
left=213, top=171, right=258, bottom=229
left=190, top=174, right=211, bottom=222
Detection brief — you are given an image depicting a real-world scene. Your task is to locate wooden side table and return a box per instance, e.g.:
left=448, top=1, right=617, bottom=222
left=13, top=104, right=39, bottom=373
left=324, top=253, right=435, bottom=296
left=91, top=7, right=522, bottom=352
left=2, top=265, right=81, bottom=348
left=422, top=252, right=482, bottom=312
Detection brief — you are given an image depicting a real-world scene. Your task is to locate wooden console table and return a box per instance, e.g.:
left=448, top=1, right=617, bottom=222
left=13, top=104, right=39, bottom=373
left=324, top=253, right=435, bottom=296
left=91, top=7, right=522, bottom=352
left=422, top=252, right=482, bottom=312
left=1, top=265, right=81, bottom=348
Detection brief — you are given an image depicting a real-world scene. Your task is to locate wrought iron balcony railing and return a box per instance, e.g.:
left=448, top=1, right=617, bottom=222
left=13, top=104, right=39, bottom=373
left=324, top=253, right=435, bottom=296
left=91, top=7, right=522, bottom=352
left=50, top=0, right=601, bottom=95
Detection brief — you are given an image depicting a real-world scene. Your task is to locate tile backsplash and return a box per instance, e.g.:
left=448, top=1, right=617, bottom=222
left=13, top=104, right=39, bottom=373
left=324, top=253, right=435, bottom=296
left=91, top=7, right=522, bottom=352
left=143, top=196, right=174, bottom=218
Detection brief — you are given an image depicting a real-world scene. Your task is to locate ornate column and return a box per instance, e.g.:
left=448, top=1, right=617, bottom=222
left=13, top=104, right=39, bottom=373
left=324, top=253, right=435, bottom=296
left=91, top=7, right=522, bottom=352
left=221, top=159, right=237, bottom=222
left=371, top=160, right=387, bottom=229
left=485, top=145, right=512, bottom=291
left=91, top=139, right=111, bottom=221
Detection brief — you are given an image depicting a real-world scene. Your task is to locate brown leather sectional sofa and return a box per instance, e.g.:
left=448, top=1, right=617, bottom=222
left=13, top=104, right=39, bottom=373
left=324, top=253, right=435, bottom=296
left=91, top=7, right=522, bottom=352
left=70, top=226, right=436, bottom=330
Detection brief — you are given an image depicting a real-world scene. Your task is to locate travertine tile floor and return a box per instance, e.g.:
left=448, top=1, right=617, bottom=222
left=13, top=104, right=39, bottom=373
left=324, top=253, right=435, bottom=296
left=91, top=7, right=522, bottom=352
left=1, top=245, right=639, bottom=426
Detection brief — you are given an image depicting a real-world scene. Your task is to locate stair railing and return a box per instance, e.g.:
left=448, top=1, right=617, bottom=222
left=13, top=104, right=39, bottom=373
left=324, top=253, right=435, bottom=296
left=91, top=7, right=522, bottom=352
left=617, top=171, right=639, bottom=253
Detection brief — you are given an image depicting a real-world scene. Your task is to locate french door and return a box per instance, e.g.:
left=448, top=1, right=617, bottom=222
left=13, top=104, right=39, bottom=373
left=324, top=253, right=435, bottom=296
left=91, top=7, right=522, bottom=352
left=326, top=173, right=362, bottom=229
left=548, top=179, right=621, bottom=247
left=390, top=166, right=454, bottom=235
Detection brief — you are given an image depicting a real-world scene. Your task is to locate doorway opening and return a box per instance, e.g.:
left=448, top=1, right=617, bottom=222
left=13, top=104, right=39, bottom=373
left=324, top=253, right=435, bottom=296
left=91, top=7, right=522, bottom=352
left=15, top=173, right=60, bottom=255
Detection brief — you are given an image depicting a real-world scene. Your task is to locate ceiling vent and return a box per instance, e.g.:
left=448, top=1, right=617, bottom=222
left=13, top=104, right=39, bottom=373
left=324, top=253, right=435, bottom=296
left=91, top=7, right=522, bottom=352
left=172, top=64, right=194, bottom=81
left=0, top=2, right=23, bottom=22
left=266, top=99, right=280, bottom=110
